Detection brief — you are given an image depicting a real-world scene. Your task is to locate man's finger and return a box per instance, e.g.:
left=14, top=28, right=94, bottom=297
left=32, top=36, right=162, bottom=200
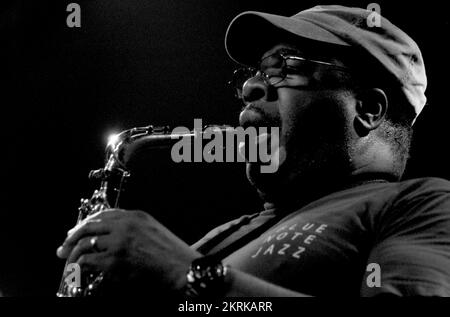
left=58, top=221, right=109, bottom=258
left=65, top=235, right=107, bottom=263
left=67, top=209, right=125, bottom=236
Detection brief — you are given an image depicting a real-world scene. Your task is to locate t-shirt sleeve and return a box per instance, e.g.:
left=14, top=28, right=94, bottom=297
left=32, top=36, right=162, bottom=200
left=190, top=214, right=255, bottom=252
left=361, top=179, right=450, bottom=296
left=190, top=220, right=235, bottom=252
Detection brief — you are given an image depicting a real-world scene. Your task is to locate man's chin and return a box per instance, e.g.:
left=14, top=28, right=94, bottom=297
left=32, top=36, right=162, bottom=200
left=246, top=162, right=282, bottom=197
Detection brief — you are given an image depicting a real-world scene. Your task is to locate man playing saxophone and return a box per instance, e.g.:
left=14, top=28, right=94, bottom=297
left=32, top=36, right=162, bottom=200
left=57, top=5, right=450, bottom=297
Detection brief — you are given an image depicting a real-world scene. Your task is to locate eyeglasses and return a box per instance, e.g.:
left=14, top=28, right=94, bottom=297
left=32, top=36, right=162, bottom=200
left=228, top=50, right=350, bottom=99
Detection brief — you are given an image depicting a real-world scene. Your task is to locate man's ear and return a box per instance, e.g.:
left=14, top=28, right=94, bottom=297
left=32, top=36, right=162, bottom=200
left=354, top=88, right=388, bottom=136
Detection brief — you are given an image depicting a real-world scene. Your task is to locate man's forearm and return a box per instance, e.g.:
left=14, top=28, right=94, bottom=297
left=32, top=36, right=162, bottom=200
left=223, top=267, right=311, bottom=297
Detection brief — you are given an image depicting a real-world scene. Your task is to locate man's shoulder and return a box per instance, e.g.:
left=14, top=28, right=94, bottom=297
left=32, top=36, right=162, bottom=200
left=363, top=177, right=450, bottom=297
left=383, top=177, right=450, bottom=222
left=398, top=176, right=450, bottom=192
left=306, top=177, right=450, bottom=212
left=315, top=177, right=450, bottom=226
left=393, top=177, right=450, bottom=201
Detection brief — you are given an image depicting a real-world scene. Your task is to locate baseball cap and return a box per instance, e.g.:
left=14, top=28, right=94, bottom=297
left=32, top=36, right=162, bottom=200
left=225, top=5, right=427, bottom=124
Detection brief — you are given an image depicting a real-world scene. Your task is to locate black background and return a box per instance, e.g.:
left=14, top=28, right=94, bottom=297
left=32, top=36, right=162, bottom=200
left=0, top=0, right=448, bottom=296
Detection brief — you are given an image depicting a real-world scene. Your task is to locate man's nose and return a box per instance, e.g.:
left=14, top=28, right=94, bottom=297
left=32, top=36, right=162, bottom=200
left=241, top=75, right=277, bottom=103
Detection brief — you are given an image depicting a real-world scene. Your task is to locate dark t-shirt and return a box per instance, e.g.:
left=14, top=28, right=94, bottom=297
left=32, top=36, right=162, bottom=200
left=192, top=177, right=450, bottom=296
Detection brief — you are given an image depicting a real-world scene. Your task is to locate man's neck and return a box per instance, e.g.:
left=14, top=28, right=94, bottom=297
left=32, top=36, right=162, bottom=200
left=261, top=141, right=400, bottom=212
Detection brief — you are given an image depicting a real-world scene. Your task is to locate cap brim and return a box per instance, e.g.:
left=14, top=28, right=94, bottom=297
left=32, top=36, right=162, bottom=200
left=225, top=11, right=350, bottom=66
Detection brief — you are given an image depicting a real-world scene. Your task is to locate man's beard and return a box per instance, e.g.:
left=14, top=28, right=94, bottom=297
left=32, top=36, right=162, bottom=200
left=246, top=137, right=352, bottom=209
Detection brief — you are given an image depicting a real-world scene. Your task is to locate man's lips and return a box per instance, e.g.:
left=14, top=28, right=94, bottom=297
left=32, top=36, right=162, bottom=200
left=239, top=104, right=274, bottom=129
left=238, top=103, right=285, bottom=168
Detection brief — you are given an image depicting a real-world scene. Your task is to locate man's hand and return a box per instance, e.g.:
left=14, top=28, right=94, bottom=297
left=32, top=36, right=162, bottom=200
left=57, top=209, right=201, bottom=294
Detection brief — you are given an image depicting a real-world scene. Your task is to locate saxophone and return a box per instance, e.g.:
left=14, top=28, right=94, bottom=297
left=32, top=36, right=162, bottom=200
left=56, top=124, right=232, bottom=297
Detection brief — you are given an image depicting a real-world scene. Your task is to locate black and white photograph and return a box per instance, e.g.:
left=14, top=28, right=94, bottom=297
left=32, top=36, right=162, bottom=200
left=1, top=0, right=449, bottom=302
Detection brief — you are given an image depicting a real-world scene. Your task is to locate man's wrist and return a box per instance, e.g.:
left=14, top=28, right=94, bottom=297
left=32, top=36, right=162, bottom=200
left=183, top=256, right=230, bottom=299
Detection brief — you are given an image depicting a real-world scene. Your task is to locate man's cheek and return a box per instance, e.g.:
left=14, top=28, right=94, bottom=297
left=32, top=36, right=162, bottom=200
left=260, top=132, right=286, bottom=174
